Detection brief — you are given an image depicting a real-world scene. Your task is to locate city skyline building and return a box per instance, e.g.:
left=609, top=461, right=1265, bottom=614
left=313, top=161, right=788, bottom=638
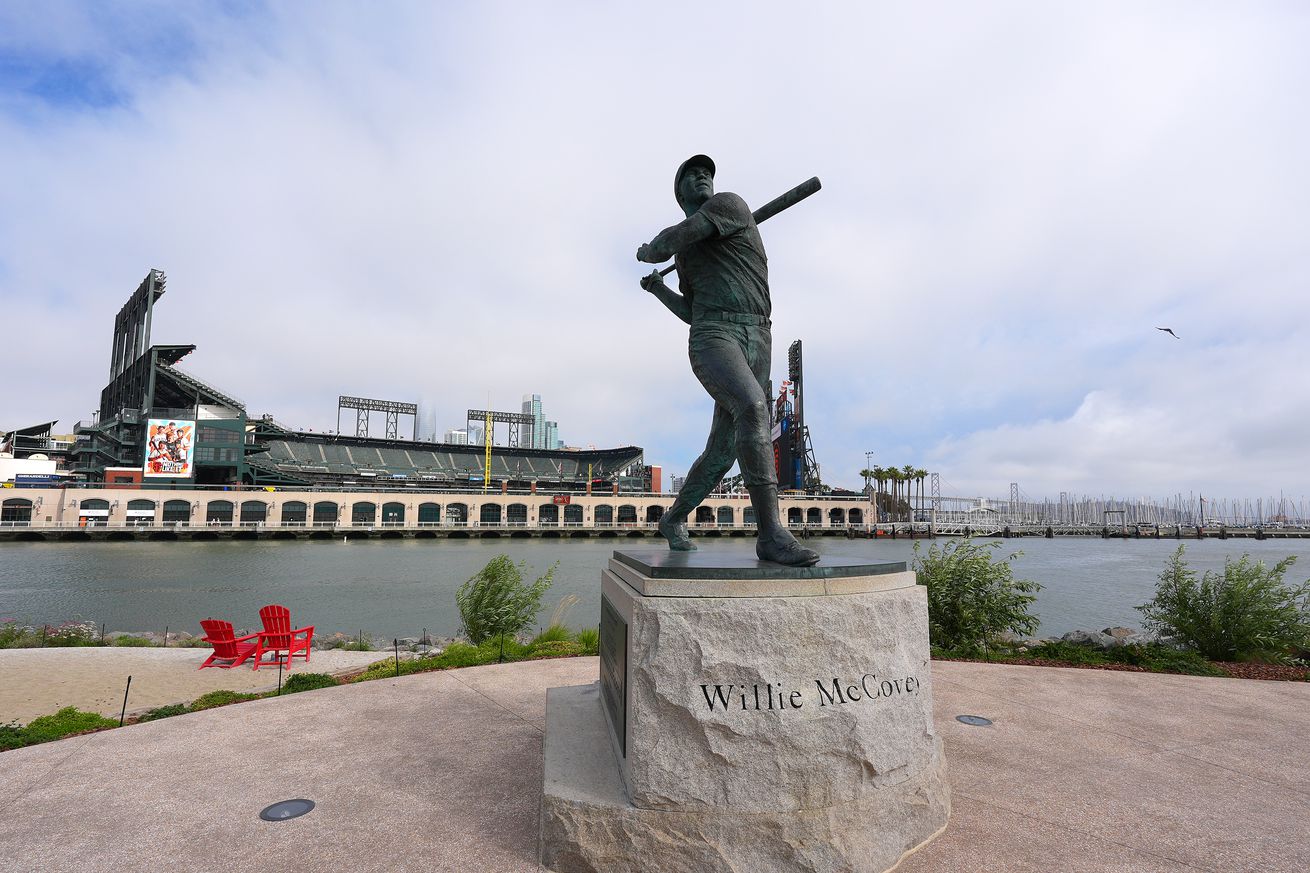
left=522, top=394, right=545, bottom=449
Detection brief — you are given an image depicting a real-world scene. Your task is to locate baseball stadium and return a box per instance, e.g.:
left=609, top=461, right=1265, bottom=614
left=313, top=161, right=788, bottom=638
left=0, top=270, right=869, bottom=537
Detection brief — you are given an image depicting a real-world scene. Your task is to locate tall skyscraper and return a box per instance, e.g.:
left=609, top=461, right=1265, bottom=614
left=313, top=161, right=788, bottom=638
left=522, top=394, right=545, bottom=449
left=545, top=420, right=559, bottom=449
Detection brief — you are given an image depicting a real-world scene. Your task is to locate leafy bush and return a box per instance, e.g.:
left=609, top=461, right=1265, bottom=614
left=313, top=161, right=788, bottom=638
left=190, top=690, right=260, bottom=710
left=282, top=673, right=339, bottom=694
left=1137, top=545, right=1310, bottom=663
left=575, top=627, right=599, bottom=655
left=456, top=556, right=556, bottom=645
left=913, top=539, right=1041, bottom=654
left=0, top=707, right=117, bottom=750
left=531, top=624, right=572, bottom=646
left=137, top=704, right=189, bottom=722
left=112, top=635, right=154, bottom=647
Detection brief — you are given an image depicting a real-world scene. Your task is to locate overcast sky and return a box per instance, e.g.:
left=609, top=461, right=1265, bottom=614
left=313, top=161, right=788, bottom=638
left=2, top=2, right=1307, bottom=502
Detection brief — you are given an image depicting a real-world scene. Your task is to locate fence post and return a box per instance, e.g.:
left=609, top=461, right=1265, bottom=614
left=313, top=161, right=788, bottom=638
left=119, top=676, right=133, bottom=726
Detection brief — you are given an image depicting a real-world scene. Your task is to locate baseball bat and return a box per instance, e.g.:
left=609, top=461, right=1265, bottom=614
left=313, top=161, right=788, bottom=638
left=657, top=176, right=822, bottom=277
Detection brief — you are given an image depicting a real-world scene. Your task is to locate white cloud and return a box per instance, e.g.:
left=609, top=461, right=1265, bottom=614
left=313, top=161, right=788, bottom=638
left=1, top=2, right=1307, bottom=500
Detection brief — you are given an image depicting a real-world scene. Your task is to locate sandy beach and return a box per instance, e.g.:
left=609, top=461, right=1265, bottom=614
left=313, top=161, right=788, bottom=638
left=0, top=647, right=386, bottom=724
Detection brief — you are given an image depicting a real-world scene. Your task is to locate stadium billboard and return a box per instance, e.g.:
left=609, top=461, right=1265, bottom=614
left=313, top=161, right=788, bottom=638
left=144, top=419, right=196, bottom=478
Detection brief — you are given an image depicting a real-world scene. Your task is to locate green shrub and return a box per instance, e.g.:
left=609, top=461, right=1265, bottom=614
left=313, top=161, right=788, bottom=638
left=112, top=635, right=154, bottom=647
left=531, top=624, right=572, bottom=645
left=282, top=673, right=339, bottom=694
left=1137, top=545, right=1310, bottom=663
left=1117, top=643, right=1226, bottom=677
left=430, top=642, right=490, bottom=669
left=0, top=620, right=25, bottom=648
left=190, top=690, right=260, bottom=710
left=575, top=627, right=599, bottom=655
left=1024, top=640, right=1112, bottom=665
left=0, top=707, right=117, bottom=750
left=137, top=704, right=189, bottom=722
left=528, top=639, right=585, bottom=659
left=913, top=539, right=1041, bottom=655
left=456, top=555, right=555, bottom=645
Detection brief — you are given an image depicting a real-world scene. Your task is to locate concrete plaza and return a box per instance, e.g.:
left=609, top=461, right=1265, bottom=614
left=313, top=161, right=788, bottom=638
left=1, top=657, right=1306, bottom=872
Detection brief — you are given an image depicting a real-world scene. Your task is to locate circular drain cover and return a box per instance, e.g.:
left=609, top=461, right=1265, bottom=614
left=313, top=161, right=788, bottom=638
left=260, top=799, right=315, bottom=821
left=956, top=714, right=993, bottom=727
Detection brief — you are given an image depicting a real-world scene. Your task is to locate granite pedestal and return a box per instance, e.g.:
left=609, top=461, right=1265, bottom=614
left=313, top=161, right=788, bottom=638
left=539, top=550, right=950, bottom=872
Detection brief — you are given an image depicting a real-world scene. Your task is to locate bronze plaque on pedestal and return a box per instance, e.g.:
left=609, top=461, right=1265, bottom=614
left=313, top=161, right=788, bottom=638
left=599, top=594, right=627, bottom=757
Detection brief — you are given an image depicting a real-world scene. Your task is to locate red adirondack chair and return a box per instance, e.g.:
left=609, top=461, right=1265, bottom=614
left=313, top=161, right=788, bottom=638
left=254, top=604, right=314, bottom=670
left=198, top=619, right=259, bottom=669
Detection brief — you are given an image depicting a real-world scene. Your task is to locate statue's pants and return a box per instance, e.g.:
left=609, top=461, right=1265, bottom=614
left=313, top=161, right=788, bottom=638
left=673, top=320, right=777, bottom=515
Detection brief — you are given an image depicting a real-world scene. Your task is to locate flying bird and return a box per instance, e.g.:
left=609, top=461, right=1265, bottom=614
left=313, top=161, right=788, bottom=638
left=1156, top=327, right=1180, bottom=339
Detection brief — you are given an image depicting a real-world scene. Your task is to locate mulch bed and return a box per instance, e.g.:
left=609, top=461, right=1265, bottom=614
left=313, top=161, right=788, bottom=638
left=933, top=655, right=1309, bottom=682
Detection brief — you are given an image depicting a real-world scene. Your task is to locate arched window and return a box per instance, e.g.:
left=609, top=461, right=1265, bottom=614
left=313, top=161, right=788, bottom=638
left=539, top=503, right=559, bottom=525
left=848, top=508, right=864, bottom=525
left=564, top=504, right=583, bottom=525
left=313, top=501, right=339, bottom=526
left=206, top=500, right=234, bottom=524
left=79, top=498, right=110, bottom=527
left=829, top=507, right=846, bottom=526
left=281, top=501, right=307, bottom=525
left=480, top=504, right=502, bottom=524
left=806, top=507, right=822, bottom=526
left=240, top=501, right=268, bottom=524
left=1, top=498, right=33, bottom=525
left=743, top=506, right=757, bottom=526
left=352, top=502, right=376, bottom=525
left=418, top=502, right=442, bottom=525
left=617, top=505, right=638, bottom=524
left=507, top=503, right=528, bottom=525
left=126, top=499, right=156, bottom=527
left=695, top=506, right=714, bottom=524
left=787, top=507, right=803, bottom=526
left=162, top=500, right=191, bottom=524
left=645, top=505, right=665, bottom=523
left=446, top=503, right=468, bottom=525
left=717, top=506, right=735, bottom=526
left=382, top=502, right=405, bottom=525
left=594, top=505, right=613, bottom=524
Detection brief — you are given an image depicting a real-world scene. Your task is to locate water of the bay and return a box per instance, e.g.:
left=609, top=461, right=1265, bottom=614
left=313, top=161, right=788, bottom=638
left=3, top=536, right=1310, bottom=641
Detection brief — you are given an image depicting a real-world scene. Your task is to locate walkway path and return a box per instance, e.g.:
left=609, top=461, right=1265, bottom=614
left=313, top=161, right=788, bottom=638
left=1, top=658, right=1306, bottom=872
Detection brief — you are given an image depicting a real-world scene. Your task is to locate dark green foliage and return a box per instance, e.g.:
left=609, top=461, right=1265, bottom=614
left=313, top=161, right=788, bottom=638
left=0, top=707, right=117, bottom=750
left=1137, top=545, right=1310, bottom=663
left=1023, top=640, right=1109, bottom=665
left=137, top=704, right=189, bottom=722
left=913, top=539, right=1041, bottom=654
left=575, top=627, right=599, bottom=655
left=282, top=673, right=339, bottom=694
left=456, top=555, right=555, bottom=645
left=1022, top=640, right=1226, bottom=676
left=190, top=689, right=260, bottom=710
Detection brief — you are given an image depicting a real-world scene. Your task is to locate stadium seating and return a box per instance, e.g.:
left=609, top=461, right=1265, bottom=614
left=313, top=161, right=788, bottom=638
left=244, top=433, right=643, bottom=490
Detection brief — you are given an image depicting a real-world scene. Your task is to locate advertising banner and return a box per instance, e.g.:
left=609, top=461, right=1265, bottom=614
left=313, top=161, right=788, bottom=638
left=144, top=419, right=196, bottom=478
